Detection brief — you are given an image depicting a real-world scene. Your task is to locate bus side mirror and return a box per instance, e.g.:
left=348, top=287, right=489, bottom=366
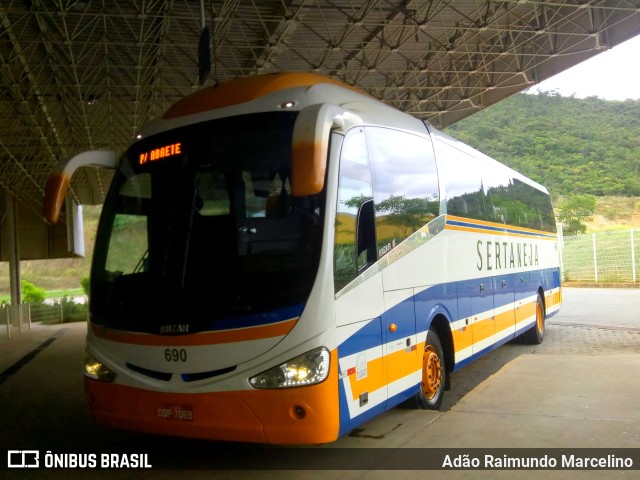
left=356, top=198, right=377, bottom=271
left=44, top=150, right=117, bottom=224
left=291, top=103, right=344, bottom=197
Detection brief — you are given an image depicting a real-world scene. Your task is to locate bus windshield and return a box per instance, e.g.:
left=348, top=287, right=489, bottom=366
left=90, top=111, right=325, bottom=333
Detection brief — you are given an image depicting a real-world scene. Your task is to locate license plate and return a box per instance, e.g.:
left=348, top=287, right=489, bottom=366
left=156, top=405, right=193, bottom=421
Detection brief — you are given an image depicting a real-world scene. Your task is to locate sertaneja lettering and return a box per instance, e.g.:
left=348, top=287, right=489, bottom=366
left=477, top=240, right=539, bottom=271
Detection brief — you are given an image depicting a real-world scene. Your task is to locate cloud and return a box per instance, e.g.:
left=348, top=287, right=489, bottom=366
left=528, top=34, right=640, bottom=101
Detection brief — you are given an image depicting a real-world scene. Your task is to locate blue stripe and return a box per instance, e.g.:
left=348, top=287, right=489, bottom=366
left=337, top=317, right=383, bottom=358
left=202, top=303, right=304, bottom=331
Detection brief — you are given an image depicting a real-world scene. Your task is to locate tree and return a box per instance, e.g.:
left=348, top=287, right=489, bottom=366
left=81, top=276, right=90, bottom=297
left=558, top=194, right=596, bottom=235
left=21, top=279, right=46, bottom=304
left=375, top=195, right=438, bottom=237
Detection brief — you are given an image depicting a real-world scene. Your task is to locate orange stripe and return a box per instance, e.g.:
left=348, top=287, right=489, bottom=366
left=494, top=309, right=515, bottom=334
left=451, top=300, right=549, bottom=355
left=472, top=315, right=494, bottom=346
left=548, top=290, right=562, bottom=307
left=345, top=342, right=424, bottom=401
left=386, top=343, right=421, bottom=385
left=447, top=215, right=557, bottom=237
left=452, top=324, right=473, bottom=352
left=517, top=300, right=536, bottom=323
left=444, top=224, right=556, bottom=240
left=451, top=307, right=521, bottom=355
left=92, top=318, right=298, bottom=346
left=346, top=355, right=386, bottom=401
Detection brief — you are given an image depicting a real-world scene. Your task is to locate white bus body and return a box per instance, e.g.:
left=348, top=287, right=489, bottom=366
left=46, top=73, right=561, bottom=444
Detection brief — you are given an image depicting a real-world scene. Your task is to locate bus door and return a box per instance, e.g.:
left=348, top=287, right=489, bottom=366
left=469, top=277, right=496, bottom=356
left=334, top=129, right=386, bottom=419
left=364, top=126, right=440, bottom=405
left=454, top=287, right=474, bottom=365
left=515, top=270, right=533, bottom=331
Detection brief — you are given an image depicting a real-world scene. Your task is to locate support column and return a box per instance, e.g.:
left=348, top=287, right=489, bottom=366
left=5, top=192, right=21, bottom=330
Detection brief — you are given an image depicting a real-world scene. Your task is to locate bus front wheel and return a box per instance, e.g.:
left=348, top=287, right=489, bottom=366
left=412, top=329, right=446, bottom=410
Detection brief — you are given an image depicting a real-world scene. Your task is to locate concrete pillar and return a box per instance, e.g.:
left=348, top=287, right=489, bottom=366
left=5, top=192, right=21, bottom=328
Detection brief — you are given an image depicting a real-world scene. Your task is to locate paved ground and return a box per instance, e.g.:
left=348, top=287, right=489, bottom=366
left=1, top=288, right=639, bottom=479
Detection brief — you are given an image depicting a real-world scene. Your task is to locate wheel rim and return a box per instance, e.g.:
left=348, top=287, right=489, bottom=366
left=536, top=299, right=544, bottom=333
left=422, top=345, right=442, bottom=400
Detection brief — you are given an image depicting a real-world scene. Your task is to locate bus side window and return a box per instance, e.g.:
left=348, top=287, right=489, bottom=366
left=334, top=129, right=375, bottom=293
left=508, top=178, right=557, bottom=233
left=442, top=147, right=488, bottom=221
left=366, top=127, right=440, bottom=258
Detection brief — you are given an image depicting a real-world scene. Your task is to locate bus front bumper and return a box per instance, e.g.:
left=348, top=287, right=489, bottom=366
left=84, top=371, right=339, bottom=445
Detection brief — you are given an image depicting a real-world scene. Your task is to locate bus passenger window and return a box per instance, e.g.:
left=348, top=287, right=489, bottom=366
left=334, top=129, right=374, bottom=293
left=366, top=127, right=439, bottom=258
left=442, top=147, right=488, bottom=221
left=441, top=146, right=510, bottom=223
left=507, top=178, right=556, bottom=232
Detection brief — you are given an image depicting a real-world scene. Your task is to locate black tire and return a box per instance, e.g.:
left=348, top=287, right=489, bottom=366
left=523, top=293, right=545, bottom=345
left=404, top=328, right=446, bottom=410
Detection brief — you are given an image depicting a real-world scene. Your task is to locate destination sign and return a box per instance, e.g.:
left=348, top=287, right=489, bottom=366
left=138, top=142, right=182, bottom=165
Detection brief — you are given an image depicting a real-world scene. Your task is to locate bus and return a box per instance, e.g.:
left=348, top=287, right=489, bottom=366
left=45, top=72, right=561, bottom=445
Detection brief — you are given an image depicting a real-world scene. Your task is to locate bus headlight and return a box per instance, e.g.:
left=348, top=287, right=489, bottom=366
left=83, top=350, right=116, bottom=382
left=249, top=347, right=330, bottom=389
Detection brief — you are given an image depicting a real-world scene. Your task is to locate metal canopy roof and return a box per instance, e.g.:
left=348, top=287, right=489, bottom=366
left=1, top=1, right=639, bottom=217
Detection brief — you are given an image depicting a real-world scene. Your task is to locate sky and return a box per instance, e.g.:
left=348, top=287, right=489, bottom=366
left=525, top=34, right=640, bottom=101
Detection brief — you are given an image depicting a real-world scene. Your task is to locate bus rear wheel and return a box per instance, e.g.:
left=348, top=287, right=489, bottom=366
left=409, top=329, right=446, bottom=410
left=523, top=293, right=545, bottom=345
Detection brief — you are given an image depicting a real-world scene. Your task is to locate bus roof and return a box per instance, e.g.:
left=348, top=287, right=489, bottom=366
left=135, top=71, right=426, bottom=140
left=163, top=72, right=369, bottom=119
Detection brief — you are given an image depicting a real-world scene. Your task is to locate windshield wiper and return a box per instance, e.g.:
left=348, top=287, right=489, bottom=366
left=133, top=249, right=149, bottom=273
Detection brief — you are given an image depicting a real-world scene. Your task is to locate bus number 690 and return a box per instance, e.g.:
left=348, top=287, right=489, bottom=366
left=165, top=348, right=187, bottom=362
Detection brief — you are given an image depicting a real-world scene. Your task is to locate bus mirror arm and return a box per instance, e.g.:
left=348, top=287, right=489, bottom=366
left=44, top=150, right=117, bottom=224
left=291, top=103, right=344, bottom=197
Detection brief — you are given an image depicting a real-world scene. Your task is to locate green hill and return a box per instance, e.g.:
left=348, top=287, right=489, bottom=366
left=445, top=92, right=640, bottom=198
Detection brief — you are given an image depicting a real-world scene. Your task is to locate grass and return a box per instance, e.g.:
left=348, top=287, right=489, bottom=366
left=584, top=196, right=640, bottom=232
left=42, top=288, right=85, bottom=299
left=562, top=229, right=640, bottom=283
left=0, top=288, right=84, bottom=303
